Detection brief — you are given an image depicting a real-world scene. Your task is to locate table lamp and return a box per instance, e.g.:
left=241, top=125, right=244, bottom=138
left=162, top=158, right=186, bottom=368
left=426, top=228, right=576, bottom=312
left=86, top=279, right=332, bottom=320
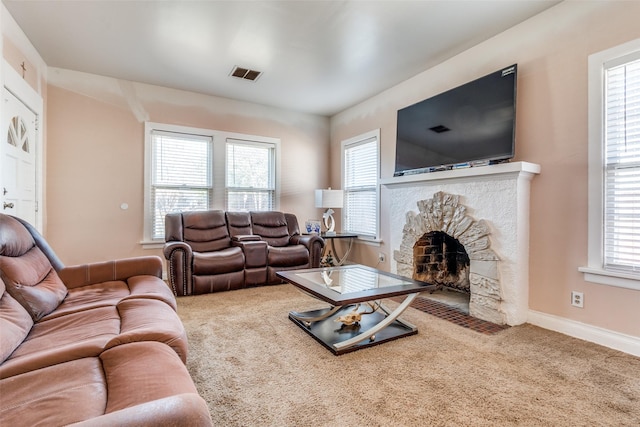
left=315, top=188, right=343, bottom=236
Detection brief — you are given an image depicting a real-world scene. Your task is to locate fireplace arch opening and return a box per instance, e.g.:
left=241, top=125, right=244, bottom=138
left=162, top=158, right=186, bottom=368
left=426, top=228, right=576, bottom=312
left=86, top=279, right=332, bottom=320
left=413, top=231, right=470, bottom=293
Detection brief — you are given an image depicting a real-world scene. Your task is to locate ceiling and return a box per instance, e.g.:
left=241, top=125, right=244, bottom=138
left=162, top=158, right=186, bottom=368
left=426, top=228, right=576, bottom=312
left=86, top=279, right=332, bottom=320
left=3, top=0, right=560, bottom=116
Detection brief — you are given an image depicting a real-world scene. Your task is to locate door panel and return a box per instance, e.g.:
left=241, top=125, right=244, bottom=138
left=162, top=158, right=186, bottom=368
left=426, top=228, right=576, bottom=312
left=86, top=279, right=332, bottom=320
left=1, top=88, right=37, bottom=225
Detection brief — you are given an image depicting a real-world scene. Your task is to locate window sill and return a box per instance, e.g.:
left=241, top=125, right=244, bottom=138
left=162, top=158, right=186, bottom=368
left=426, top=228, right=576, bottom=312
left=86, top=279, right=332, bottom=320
left=578, top=266, right=640, bottom=291
left=356, top=237, right=382, bottom=246
left=140, top=240, right=164, bottom=250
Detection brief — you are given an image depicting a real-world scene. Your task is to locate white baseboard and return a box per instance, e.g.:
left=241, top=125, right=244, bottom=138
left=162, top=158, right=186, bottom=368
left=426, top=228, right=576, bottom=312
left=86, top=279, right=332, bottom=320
left=527, top=310, right=640, bottom=357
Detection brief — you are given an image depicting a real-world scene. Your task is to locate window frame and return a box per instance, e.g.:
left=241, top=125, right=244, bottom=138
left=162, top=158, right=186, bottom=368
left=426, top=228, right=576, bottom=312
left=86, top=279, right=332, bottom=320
left=341, top=129, right=380, bottom=241
left=581, top=38, right=640, bottom=290
left=142, top=122, right=280, bottom=246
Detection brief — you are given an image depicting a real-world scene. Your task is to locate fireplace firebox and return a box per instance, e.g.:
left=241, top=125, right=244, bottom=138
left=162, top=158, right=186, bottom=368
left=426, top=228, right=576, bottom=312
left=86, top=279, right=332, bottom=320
left=413, top=231, right=470, bottom=292
left=393, top=191, right=504, bottom=324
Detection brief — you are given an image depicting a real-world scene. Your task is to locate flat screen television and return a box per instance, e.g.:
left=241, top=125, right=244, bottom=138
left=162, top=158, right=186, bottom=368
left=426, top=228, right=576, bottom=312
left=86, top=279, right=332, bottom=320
left=394, top=64, right=517, bottom=176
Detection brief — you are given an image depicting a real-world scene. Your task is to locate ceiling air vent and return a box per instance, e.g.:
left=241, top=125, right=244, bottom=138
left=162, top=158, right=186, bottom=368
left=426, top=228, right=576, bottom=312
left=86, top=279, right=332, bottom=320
left=429, top=125, right=451, bottom=133
left=230, top=66, right=262, bottom=81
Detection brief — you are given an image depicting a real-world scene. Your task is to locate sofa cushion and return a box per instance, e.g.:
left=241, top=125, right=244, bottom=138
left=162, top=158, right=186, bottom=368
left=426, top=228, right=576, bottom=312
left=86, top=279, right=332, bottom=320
left=68, top=394, right=213, bottom=427
left=40, top=275, right=177, bottom=321
left=250, top=211, right=291, bottom=247
left=182, top=210, right=232, bottom=252
left=0, top=216, right=67, bottom=321
left=1, top=263, right=67, bottom=322
left=0, top=279, right=34, bottom=364
left=106, top=298, right=188, bottom=363
left=1, top=295, right=189, bottom=379
left=0, top=342, right=209, bottom=427
left=101, top=341, right=199, bottom=414
left=125, top=275, right=177, bottom=310
left=267, top=245, right=310, bottom=267
left=39, top=280, right=130, bottom=320
left=0, top=356, right=108, bottom=426
left=226, top=211, right=252, bottom=236
left=0, top=306, right=120, bottom=379
left=193, top=246, right=244, bottom=274
left=0, top=215, right=38, bottom=258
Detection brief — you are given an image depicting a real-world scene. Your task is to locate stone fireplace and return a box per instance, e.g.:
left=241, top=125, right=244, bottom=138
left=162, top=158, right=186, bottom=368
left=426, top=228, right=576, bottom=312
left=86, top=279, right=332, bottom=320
left=394, top=191, right=502, bottom=323
left=382, top=162, right=540, bottom=326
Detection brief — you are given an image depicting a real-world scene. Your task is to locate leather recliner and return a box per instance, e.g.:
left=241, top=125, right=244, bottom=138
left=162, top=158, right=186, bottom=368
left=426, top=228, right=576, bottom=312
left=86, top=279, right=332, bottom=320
left=164, top=210, right=324, bottom=296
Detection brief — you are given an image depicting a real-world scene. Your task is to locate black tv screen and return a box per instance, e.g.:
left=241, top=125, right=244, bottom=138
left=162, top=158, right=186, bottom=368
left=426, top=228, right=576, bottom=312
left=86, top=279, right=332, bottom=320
left=394, top=64, right=517, bottom=176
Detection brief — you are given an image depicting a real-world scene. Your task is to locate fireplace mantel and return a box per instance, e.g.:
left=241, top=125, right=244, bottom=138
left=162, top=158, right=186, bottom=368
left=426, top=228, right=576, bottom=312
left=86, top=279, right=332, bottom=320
left=383, top=161, right=540, bottom=326
left=380, top=161, right=541, bottom=186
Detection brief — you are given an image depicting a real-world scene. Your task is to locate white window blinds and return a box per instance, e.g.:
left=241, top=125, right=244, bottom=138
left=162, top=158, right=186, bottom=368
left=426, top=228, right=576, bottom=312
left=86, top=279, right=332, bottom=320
left=343, top=135, right=378, bottom=237
left=226, top=139, right=275, bottom=211
left=150, top=130, right=212, bottom=240
left=604, top=55, right=640, bottom=273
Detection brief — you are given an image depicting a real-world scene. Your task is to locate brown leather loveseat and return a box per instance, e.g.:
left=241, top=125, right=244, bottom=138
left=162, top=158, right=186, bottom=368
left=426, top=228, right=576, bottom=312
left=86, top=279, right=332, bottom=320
left=164, top=210, right=324, bottom=296
left=0, top=214, right=212, bottom=426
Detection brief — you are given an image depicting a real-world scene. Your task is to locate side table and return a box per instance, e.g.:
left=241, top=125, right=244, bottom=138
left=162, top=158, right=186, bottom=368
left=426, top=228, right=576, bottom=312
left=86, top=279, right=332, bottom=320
left=320, top=232, right=357, bottom=266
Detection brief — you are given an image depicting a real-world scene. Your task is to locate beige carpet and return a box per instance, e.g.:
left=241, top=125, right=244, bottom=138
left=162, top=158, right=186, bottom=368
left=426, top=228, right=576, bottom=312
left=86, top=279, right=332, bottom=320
left=177, top=284, right=640, bottom=426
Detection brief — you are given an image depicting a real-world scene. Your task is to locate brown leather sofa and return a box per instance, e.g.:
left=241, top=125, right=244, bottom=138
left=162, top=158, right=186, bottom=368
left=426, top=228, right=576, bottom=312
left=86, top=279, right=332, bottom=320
left=0, top=214, right=212, bottom=426
left=164, top=210, right=324, bottom=296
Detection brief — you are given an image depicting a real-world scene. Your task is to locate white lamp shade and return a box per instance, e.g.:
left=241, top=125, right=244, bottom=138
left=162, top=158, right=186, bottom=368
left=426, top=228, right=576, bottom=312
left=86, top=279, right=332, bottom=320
left=315, top=189, right=344, bottom=208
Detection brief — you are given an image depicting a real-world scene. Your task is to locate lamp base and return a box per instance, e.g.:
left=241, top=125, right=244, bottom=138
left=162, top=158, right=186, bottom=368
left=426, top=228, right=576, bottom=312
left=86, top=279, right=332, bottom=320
left=323, top=210, right=337, bottom=236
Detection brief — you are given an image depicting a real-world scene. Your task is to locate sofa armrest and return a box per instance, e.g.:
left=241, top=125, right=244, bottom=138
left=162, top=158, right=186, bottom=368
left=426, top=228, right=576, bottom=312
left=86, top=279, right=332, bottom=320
left=163, top=241, right=194, bottom=296
left=232, top=239, right=268, bottom=268
left=58, top=256, right=164, bottom=289
left=67, top=394, right=213, bottom=427
left=289, top=234, right=325, bottom=268
left=232, top=234, right=262, bottom=242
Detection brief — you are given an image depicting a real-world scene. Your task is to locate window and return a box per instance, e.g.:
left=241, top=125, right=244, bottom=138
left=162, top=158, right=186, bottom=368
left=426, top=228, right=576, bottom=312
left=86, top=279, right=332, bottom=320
left=603, top=55, right=640, bottom=273
left=226, top=139, right=275, bottom=211
left=143, top=123, right=279, bottom=244
left=582, top=39, right=640, bottom=290
left=148, top=130, right=212, bottom=241
left=342, top=129, right=380, bottom=239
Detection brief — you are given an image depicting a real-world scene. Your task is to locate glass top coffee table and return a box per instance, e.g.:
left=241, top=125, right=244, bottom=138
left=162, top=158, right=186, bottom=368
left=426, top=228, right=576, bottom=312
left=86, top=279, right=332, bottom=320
left=277, top=264, right=436, bottom=355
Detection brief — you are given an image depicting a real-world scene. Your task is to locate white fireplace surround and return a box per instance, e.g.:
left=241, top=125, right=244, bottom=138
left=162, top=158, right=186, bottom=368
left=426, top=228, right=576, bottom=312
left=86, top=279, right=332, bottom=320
left=381, top=162, right=540, bottom=326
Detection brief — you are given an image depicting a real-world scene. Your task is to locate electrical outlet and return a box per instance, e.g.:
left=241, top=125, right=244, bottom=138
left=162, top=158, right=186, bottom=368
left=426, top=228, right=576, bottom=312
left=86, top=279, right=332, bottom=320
left=378, top=252, right=386, bottom=263
left=571, top=291, right=584, bottom=308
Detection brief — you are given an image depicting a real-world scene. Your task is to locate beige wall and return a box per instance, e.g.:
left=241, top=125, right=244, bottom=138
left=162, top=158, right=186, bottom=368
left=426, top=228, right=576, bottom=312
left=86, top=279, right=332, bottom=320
left=330, top=1, right=640, bottom=337
left=46, top=70, right=330, bottom=265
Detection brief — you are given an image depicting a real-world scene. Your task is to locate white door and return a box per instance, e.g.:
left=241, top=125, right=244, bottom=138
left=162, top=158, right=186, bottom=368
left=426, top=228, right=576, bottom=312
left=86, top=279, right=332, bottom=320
left=1, top=88, right=37, bottom=225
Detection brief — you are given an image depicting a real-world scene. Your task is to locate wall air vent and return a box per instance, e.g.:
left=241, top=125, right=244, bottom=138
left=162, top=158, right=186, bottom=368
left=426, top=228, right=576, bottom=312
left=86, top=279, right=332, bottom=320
left=230, top=66, right=262, bottom=81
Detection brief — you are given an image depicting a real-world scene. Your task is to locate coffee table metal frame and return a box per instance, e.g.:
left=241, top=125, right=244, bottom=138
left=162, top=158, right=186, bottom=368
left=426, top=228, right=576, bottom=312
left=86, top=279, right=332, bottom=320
left=277, top=264, right=435, bottom=355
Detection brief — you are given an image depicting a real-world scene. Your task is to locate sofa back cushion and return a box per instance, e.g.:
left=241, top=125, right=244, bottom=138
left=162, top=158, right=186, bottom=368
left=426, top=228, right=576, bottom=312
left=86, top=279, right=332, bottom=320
left=0, top=277, right=34, bottom=364
left=250, top=212, right=291, bottom=247
left=181, top=211, right=231, bottom=252
left=226, top=212, right=252, bottom=237
left=0, top=214, right=68, bottom=321
left=284, top=213, right=301, bottom=236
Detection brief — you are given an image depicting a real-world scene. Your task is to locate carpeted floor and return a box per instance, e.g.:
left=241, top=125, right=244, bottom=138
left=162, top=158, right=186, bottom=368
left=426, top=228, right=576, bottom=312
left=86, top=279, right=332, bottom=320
left=177, top=284, right=640, bottom=426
